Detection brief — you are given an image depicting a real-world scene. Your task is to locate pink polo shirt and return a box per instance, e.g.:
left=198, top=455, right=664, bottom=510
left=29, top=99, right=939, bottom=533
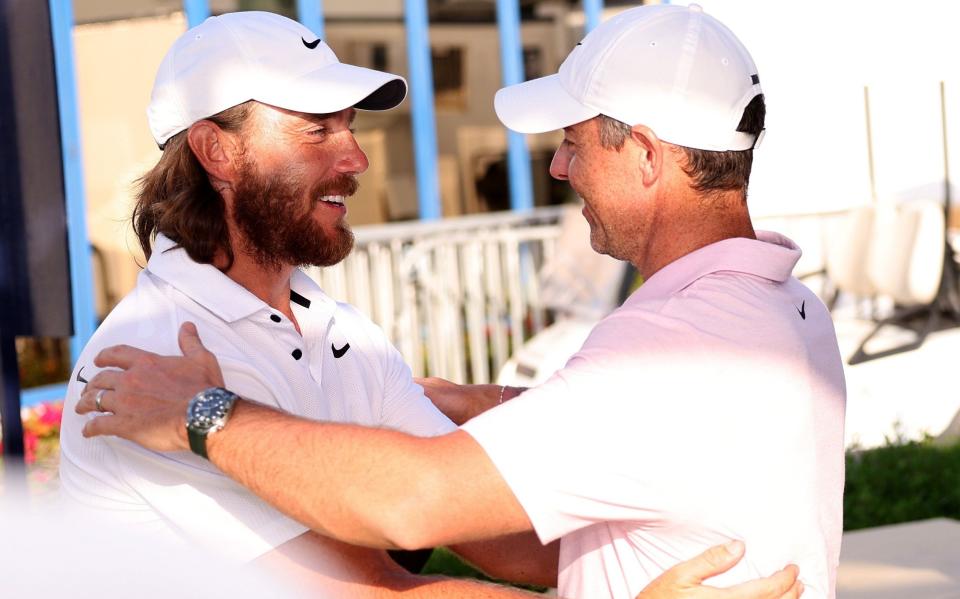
left=462, top=231, right=845, bottom=599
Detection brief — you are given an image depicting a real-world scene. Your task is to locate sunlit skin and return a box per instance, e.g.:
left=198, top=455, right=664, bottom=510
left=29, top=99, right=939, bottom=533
left=186, top=104, right=367, bottom=329
left=549, top=117, right=756, bottom=280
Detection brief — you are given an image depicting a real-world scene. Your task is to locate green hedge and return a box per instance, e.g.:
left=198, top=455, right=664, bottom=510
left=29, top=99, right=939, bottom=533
left=844, top=436, right=960, bottom=531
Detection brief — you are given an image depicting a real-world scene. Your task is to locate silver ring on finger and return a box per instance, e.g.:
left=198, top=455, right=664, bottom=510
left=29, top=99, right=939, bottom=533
left=95, top=389, right=107, bottom=413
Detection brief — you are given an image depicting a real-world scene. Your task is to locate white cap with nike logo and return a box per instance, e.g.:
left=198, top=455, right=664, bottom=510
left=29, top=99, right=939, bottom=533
left=147, top=11, right=406, bottom=147
left=494, top=4, right=763, bottom=152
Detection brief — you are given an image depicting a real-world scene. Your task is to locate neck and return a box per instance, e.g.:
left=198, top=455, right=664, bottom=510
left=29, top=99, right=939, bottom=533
left=225, top=257, right=296, bottom=310
left=636, top=186, right=756, bottom=279
left=214, top=231, right=300, bottom=333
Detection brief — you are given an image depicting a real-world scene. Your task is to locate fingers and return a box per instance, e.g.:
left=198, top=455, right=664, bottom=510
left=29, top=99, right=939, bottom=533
left=82, top=413, right=125, bottom=438
left=674, top=540, right=746, bottom=585
left=178, top=322, right=226, bottom=387
left=93, top=344, right=158, bottom=370
left=77, top=385, right=113, bottom=415
left=784, top=577, right=804, bottom=599
left=86, top=369, right=122, bottom=393
left=720, top=564, right=801, bottom=599
left=178, top=322, right=208, bottom=358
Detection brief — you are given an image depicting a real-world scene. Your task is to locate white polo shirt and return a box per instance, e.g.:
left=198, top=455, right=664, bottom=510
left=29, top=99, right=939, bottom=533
left=60, top=234, right=456, bottom=561
left=462, top=232, right=846, bottom=599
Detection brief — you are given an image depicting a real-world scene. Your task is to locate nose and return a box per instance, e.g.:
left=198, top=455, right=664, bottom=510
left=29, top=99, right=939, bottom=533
left=549, top=143, right=570, bottom=181
left=336, top=133, right=369, bottom=175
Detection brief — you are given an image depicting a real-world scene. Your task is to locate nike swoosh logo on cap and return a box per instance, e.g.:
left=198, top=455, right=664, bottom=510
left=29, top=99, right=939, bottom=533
left=302, top=37, right=321, bottom=49
left=332, top=343, right=350, bottom=359
left=796, top=300, right=806, bottom=320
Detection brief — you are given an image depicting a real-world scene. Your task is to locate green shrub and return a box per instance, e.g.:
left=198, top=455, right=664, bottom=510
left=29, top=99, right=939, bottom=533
left=844, top=435, right=960, bottom=531
left=421, top=547, right=548, bottom=593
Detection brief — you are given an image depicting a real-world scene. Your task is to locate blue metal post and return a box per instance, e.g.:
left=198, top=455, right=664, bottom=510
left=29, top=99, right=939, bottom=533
left=183, top=0, right=210, bottom=29
left=48, top=0, right=95, bottom=367
left=22, top=0, right=97, bottom=408
left=496, top=0, right=534, bottom=212
left=297, top=0, right=325, bottom=39
left=404, top=0, right=442, bottom=220
left=583, top=0, right=603, bottom=33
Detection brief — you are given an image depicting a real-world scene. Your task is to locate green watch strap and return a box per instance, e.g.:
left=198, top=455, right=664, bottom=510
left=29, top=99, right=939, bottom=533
left=188, top=427, right=210, bottom=459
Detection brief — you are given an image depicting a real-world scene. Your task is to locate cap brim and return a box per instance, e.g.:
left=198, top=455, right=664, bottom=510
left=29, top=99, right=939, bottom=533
left=495, top=74, right=598, bottom=134
left=261, top=62, right=407, bottom=115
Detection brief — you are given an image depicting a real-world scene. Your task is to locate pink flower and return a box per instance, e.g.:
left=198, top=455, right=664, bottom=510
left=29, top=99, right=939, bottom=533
left=24, top=431, right=38, bottom=465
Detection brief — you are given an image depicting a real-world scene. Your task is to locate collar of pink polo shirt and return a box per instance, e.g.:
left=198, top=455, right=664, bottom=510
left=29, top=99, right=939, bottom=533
left=626, top=231, right=802, bottom=303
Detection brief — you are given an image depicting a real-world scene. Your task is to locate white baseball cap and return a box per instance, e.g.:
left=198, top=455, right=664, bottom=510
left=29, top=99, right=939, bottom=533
left=494, top=4, right=763, bottom=151
left=148, top=11, right=407, bottom=147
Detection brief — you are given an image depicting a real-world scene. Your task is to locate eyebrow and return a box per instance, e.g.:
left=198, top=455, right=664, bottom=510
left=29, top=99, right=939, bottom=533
left=302, top=108, right=357, bottom=124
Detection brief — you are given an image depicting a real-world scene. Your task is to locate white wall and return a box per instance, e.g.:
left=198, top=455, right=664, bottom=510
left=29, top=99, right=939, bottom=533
left=696, top=0, right=960, bottom=217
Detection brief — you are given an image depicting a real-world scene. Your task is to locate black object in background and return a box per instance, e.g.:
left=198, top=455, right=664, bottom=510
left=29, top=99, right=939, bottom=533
left=0, top=0, right=73, bottom=460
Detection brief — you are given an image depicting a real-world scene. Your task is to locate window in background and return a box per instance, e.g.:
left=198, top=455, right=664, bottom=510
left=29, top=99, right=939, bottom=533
left=432, top=45, right=466, bottom=111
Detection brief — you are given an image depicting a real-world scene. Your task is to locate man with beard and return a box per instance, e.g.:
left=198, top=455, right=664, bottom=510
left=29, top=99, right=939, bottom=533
left=59, top=11, right=512, bottom=596
left=60, top=10, right=800, bottom=599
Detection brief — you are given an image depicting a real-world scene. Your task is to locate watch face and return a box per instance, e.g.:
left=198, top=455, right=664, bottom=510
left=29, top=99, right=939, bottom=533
left=188, top=389, right=235, bottom=433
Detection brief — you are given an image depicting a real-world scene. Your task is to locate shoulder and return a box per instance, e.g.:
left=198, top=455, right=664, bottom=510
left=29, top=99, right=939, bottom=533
left=330, top=300, right=394, bottom=349
left=77, top=272, right=182, bottom=364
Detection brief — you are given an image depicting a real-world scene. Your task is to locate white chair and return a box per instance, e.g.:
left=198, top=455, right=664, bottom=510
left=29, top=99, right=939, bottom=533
left=823, top=204, right=877, bottom=307
left=849, top=199, right=960, bottom=364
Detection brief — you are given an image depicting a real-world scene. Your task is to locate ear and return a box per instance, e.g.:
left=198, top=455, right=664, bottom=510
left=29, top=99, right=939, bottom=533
left=186, top=120, right=240, bottom=184
left=629, top=125, right=663, bottom=187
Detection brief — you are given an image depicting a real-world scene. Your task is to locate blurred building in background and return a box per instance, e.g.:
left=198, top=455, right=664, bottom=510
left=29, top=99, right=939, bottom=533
left=71, top=0, right=649, bottom=318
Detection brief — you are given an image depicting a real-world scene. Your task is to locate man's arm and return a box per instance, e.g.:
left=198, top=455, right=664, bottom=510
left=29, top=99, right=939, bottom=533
left=79, top=326, right=530, bottom=550
left=267, top=533, right=801, bottom=599
left=449, top=535, right=560, bottom=588
left=414, top=379, right=557, bottom=586
left=78, top=323, right=804, bottom=599
left=416, top=377, right=526, bottom=425
left=259, top=531, right=539, bottom=598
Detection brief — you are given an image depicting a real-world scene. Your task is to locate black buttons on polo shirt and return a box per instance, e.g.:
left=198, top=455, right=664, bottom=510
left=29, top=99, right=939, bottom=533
left=291, top=349, right=303, bottom=360
left=270, top=314, right=282, bottom=323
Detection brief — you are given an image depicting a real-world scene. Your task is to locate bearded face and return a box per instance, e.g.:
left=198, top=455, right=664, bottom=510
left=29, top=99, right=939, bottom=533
left=230, top=150, right=357, bottom=271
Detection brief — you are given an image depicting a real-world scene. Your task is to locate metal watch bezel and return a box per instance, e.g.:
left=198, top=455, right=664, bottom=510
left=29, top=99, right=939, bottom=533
left=186, top=387, right=237, bottom=459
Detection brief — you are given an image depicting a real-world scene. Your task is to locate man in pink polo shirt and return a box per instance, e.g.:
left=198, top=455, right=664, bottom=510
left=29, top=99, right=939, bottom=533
left=78, top=5, right=841, bottom=599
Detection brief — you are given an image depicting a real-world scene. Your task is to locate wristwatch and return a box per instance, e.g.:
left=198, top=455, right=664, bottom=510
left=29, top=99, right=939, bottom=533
left=186, top=387, right=238, bottom=459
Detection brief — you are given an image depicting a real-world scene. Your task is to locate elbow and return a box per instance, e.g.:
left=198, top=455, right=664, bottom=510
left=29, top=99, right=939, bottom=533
left=377, top=502, right=439, bottom=551
left=373, top=471, right=448, bottom=551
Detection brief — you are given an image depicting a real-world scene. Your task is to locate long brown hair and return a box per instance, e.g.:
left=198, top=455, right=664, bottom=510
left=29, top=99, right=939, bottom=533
left=132, top=102, right=252, bottom=268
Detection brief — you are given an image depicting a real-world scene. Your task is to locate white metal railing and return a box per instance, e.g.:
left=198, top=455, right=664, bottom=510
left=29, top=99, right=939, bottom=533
left=306, top=207, right=845, bottom=384
left=305, top=206, right=569, bottom=383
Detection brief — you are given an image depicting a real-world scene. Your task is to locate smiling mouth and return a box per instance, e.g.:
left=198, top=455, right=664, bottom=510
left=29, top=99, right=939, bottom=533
left=318, top=195, right=346, bottom=206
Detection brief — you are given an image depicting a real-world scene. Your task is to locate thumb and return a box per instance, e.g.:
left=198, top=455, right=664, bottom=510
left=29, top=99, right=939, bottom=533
left=677, top=541, right=745, bottom=585
left=178, top=322, right=208, bottom=358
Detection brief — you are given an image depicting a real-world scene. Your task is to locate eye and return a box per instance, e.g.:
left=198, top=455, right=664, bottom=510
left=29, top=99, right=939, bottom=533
left=308, top=127, right=328, bottom=138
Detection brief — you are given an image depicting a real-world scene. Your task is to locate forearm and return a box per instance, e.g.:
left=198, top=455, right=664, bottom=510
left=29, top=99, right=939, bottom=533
left=205, top=399, right=532, bottom=550
left=450, top=534, right=559, bottom=588
left=422, top=380, right=527, bottom=425
left=258, top=532, right=538, bottom=598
